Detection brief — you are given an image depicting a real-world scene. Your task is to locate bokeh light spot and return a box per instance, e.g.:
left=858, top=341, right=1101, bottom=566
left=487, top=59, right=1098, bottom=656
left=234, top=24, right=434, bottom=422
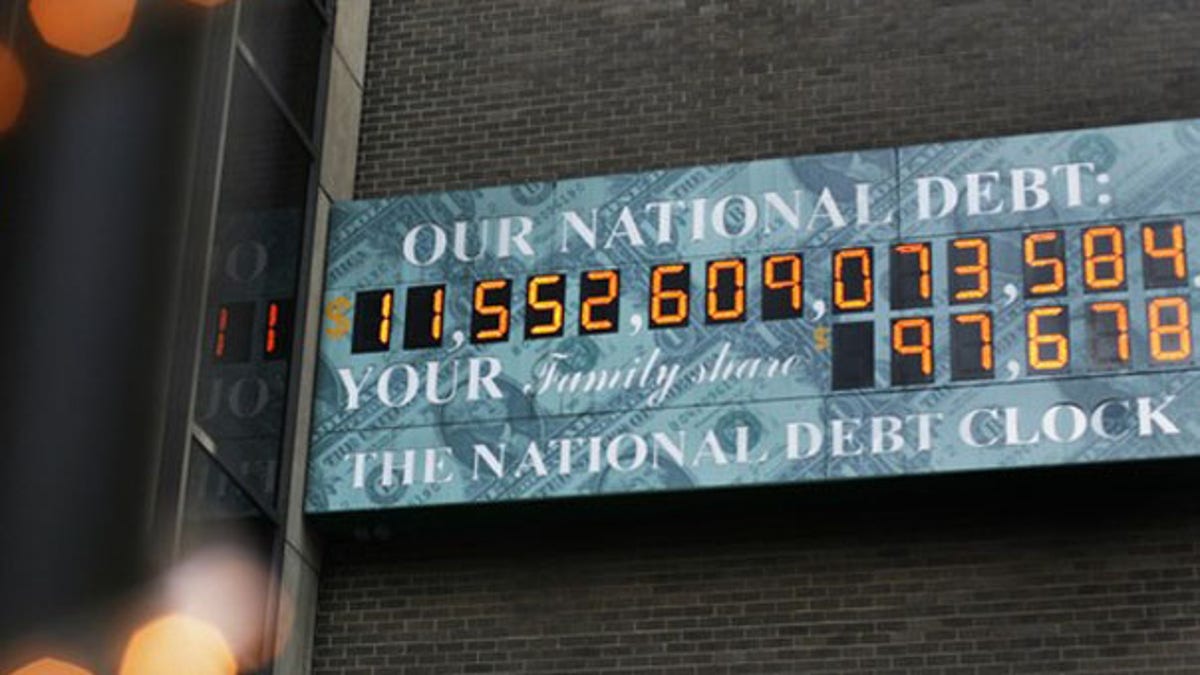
left=118, top=615, right=237, bottom=675
left=0, top=44, right=25, bottom=133
left=9, top=658, right=93, bottom=675
left=166, top=545, right=290, bottom=670
left=28, top=0, right=136, bottom=57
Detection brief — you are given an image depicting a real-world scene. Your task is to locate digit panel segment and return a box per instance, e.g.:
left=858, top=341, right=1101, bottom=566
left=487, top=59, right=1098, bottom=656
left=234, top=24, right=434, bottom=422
left=351, top=290, right=393, bottom=354
left=263, top=299, right=294, bottom=360
left=649, top=263, right=691, bottom=329
left=833, top=247, right=873, bottom=313
left=1023, top=230, right=1067, bottom=298
left=579, top=270, right=621, bottom=334
left=949, top=312, right=994, bottom=381
left=471, top=279, right=513, bottom=344
left=321, top=215, right=1200, bottom=409
left=1142, top=221, right=1189, bottom=288
left=832, top=321, right=875, bottom=390
left=526, top=274, right=567, bottom=339
left=891, top=317, right=934, bottom=385
left=705, top=258, right=747, bottom=324
left=890, top=243, right=932, bottom=309
left=403, top=285, right=446, bottom=350
left=214, top=302, right=256, bottom=363
left=761, top=253, right=804, bottom=321
left=1087, top=301, right=1131, bottom=369
left=948, top=237, right=991, bottom=304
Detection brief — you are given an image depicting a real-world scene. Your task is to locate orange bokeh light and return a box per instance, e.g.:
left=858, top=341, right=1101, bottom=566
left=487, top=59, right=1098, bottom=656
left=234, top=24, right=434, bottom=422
left=9, top=658, right=93, bottom=675
left=166, top=545, right=294, bottom=670
left=118, top=615, right=237, bottom=675
left=0, top=44, right=25, bottom=133
left=28, top=0, right=136, bottom=57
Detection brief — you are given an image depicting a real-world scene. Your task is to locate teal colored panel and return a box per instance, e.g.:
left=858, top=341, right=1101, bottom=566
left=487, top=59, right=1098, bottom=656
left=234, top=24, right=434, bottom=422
left=309, top=118, right=1200, bottom=514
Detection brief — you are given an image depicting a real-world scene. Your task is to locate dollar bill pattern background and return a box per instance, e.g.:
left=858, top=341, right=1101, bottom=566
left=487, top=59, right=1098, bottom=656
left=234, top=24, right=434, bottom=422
left=307, top=119, right=1200, bottom=513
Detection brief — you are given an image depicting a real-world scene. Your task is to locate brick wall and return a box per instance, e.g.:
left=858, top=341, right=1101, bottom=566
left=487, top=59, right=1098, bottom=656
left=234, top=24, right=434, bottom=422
left=313, top=469, right=1200, bottom=674
left=353, top=0, right=1200, bottom=198
left=318, top=0, right=1200, bottom=672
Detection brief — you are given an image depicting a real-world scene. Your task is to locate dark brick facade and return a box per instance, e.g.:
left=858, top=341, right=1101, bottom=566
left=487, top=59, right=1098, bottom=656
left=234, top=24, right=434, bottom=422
left=354, top=0, right=1200, bottom=198
left=318, top=1, right=1200, bottom=673
left=313, top=469, right=1200, bottom=674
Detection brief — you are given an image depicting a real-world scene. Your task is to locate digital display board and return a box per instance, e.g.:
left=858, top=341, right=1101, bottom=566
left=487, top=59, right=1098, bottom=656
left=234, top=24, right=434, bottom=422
left=307, top=118, right=1200, bottom=513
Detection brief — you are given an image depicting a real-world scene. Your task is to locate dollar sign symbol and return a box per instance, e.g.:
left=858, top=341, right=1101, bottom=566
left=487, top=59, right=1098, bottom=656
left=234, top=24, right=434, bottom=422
left=813, top=325, right=831, bottom=352
left=325, top=296, right=351, bottom=340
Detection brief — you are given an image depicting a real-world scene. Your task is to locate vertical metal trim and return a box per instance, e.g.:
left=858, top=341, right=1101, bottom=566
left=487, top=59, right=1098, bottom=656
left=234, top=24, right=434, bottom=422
left=261, top=2, right=337, bottom=669
left=275, top=0, right=336, bottom=528
left=170, top=0, right=246, bottom=559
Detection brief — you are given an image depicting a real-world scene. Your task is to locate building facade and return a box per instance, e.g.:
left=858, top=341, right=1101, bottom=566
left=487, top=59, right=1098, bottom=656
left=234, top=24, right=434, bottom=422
left=308, top=2, right=1200, bottom=674
left=5, top=1, right=1200, bottom=674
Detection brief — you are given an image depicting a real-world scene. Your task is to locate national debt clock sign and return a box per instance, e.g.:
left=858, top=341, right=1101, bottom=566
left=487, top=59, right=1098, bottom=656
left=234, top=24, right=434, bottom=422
left=306, top=118, right=1200, bottom=513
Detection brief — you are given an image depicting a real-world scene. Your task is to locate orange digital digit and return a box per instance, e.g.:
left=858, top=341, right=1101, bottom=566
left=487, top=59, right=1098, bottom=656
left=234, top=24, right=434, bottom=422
left=1148, top=296, right=1192, bottom=362
left=1089, top=301, right=1130, bottom=364
left=352, top=290, right=395, bottom=353
left=1023, top=231, right=1066, bottom=296
left=762, top=254, right=803, bottom=320
left=949, top=237, right=990, bottom=303
left=1026, top=305, right=1070, bottom=371
left=650, top=263, right=690, bottom=328
left=706, top=258, right=746, bottom=323
left=950, top=312, right=988, bottom=365
left=471, top=279, right=511, bottom=343
left=891, top=242, right=931, bottom=309
left=580, top=270, right=620, bottom=333
left=402, top=285, right=446, bottom=350
left=1082, top=225, right=1126, bottom=291
left=891, top=317, right=934, bottom=384
left=833, top=247, right=873, bottom=312
left=893, top=318, right=933, bottom=373
left=378, top=291, right=394, bottom=347
left=907, top=244, right=932, bottom=299
left=526, top=274, right=566, bottom=338
left=1142, top=222, right=1188, bottom=287
left=950, top=311, right=995, bottom=381
left=431, top=287, right=445, bottom=341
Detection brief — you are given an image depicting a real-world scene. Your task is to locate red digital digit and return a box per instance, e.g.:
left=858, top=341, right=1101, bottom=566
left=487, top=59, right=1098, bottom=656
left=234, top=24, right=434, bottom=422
left=215, top=306, right=229, bottom=359
left=265, top=302, right=281, bottom=356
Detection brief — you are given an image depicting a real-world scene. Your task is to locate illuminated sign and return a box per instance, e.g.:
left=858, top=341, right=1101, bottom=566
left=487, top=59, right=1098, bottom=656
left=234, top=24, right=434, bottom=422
left=306, top=118, right=1200, bottom=513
